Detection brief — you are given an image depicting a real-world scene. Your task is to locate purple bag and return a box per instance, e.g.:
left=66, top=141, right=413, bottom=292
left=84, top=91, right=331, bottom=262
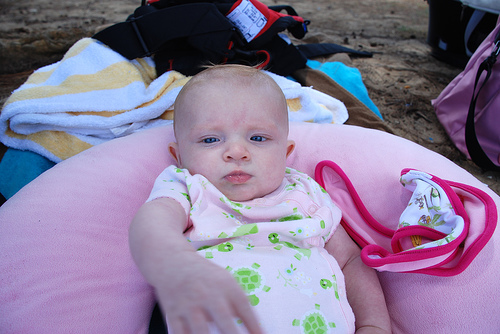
left=432, top=19, right=500, bottom=171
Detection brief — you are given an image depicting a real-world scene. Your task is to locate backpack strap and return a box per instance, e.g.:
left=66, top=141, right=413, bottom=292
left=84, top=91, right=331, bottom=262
left=465, top=28, right=500, bottom=171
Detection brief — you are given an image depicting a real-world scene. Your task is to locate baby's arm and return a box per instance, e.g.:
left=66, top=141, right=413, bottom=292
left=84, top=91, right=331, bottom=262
left=129, top=197, right=263, bottom=334
left=325, top=225, right=391, bottom=334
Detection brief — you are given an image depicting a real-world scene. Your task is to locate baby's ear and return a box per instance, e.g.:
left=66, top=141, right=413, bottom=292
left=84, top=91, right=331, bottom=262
left=286, top=140, right=296, bottom=158
left=168, top=142, right=181, bottom=165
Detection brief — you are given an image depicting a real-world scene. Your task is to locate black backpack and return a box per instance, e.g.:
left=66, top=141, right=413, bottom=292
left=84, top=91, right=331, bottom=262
left=94, top=0, right=371, bottom=76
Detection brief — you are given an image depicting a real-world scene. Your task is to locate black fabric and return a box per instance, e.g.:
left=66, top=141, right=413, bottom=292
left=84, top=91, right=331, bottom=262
left=148, top=303, right=167, bottom=334
left=93, top=0, right=309, bottom=76
left=0, top=192, right=6, bottom=207
left=93, top=3, right=236, bottom=61
left=93, top=0, right=372, bottom=77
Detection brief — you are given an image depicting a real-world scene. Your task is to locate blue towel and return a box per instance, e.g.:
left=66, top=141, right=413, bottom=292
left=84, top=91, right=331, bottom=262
left=0, top=149, right=55, bottom=199
left=307, top=60, right=383, bottom=119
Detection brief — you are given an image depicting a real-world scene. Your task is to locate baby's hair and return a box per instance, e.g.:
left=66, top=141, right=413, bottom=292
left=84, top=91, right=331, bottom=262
left=179, top=64, right=279, bottom=96
left=173, top=64, right=287, bottom=131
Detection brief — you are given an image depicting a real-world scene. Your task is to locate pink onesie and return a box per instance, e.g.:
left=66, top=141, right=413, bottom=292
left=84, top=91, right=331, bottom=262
left=147, top=166, right=355, bottom=333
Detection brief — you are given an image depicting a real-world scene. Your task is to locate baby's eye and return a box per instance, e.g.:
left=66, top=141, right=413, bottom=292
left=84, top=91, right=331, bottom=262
left=202, top=137, right=219, bottom=144
left=250, top=136, right=266, bottom=142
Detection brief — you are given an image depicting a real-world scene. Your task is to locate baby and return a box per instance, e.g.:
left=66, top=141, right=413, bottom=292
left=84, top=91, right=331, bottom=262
left=129, top=65, right=391, bottom=334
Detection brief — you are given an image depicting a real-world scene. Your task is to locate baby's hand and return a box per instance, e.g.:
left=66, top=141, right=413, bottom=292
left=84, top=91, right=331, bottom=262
left=155, top=251, right=263, bottom=334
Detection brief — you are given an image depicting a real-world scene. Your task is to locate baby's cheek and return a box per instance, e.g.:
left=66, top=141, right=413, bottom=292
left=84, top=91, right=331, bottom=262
left=263, top=167, right=286, bottom=190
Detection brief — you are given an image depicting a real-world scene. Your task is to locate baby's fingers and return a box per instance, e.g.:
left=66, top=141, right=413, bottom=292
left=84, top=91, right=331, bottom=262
left=209, top=309, right=244, bottom=334
left=166, top=309, right=210, bottom=334
left=207, top=300, right=260, bottom=334
left=165, top=316, right=186, bottom=334
left=185, top=309, right=212, bottom=334
left=230, top=298, right=263, bottom=334
left=206, top=290, right=263, bottom=334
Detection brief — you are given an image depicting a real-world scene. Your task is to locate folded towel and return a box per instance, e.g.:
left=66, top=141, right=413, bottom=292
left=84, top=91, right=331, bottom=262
left=0, top=38, right=348, bottom=163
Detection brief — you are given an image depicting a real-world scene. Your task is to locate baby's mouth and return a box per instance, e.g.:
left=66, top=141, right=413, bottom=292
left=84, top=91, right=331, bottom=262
left=224, top=171, right=252, bottom=184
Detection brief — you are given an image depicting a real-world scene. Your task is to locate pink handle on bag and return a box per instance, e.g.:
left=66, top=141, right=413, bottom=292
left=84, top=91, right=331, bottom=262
left=315, top=160, right=497, bottom=276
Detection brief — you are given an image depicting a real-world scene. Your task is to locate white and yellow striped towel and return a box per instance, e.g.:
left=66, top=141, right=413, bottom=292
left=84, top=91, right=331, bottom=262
left=0, top=38, right=348, bottom=162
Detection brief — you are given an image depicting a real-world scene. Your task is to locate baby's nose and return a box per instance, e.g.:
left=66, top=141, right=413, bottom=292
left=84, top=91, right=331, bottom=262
left=223, top=142, right=250, bottom=161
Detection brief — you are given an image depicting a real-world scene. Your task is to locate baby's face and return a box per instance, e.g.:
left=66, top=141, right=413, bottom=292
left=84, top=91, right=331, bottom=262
left=170, top=76, right=294, bottom=202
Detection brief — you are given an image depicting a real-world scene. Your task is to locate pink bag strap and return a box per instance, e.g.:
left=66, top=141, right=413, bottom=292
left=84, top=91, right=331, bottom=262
left=315, top=160, right=497, bottom=276
left=465, top=27, right=500, bottom=171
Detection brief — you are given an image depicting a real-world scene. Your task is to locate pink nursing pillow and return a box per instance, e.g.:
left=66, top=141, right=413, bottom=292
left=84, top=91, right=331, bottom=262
left=0, top=122, right=499, bottom=333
